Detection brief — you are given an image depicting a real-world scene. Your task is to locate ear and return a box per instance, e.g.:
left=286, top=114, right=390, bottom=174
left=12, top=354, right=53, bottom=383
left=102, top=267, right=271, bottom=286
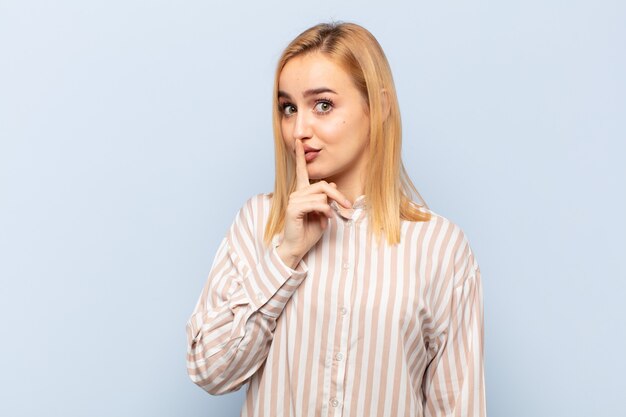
left=381, top=88, right=391, bottom=122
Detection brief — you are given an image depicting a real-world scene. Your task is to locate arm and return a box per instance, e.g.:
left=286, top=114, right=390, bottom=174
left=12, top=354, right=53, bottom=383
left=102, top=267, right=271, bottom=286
left=422, top=235, right=486, bottom=416
left=185, top=197, right=308, bottom=395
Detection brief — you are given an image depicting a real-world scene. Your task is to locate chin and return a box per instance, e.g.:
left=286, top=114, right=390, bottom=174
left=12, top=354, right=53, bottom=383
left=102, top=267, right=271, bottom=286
left=308, top=168, right=341, bottom=183
left=305, top=165, right=324, bottom=180
left=308, top=173, right=325, bottom=181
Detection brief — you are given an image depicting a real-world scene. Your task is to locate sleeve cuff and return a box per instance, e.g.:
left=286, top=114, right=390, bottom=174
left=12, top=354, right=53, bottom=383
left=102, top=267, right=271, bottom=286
left=241, top=244, right=308, bottom=318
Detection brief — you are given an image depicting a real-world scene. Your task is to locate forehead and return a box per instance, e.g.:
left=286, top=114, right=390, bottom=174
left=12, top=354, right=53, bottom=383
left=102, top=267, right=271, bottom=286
left=278, top=52, right=352, bottom=92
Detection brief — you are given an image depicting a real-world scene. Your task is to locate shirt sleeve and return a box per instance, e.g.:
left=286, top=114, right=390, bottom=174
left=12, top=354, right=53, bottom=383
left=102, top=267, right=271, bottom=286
left=185, top=196, right=308, bottom=395
left=422, top=234, right=486, bottom=416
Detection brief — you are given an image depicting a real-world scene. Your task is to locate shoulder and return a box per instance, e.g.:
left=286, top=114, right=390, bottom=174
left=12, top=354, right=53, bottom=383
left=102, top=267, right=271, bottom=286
left=405, top=205, right=467, bottom=242
left=431, top=208, right=475, bottom=253
left=415, top=205, right=465, bottom=233
left=229, top=192, right=274, bottom=237
left=408, top=207, right=479, bottom=285
left=238, top=192, right=273, bottom=219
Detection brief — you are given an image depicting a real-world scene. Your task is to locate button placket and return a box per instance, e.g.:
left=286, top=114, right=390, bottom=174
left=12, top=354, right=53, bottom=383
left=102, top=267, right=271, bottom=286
left=329, top=208, right=358, bottom=413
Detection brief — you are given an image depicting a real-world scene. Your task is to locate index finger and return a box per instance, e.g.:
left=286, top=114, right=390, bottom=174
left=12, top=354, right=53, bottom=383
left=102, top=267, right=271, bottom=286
left=294, top=139, right=310, bottom=190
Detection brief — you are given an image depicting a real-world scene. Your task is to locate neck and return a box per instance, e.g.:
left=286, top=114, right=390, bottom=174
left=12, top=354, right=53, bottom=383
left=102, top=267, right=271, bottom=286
left=323, top=172, right=366, bottom=204
left=338, top=187, right=364, bottom=205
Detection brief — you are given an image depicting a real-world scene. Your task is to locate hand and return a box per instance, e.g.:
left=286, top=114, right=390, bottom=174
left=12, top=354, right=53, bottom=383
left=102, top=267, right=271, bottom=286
left=276, top=139, right=353, bottom=268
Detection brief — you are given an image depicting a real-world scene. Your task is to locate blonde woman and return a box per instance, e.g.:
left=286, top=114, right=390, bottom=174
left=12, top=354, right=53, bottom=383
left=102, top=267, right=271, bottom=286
left=186, top=22, right=486, bottom=417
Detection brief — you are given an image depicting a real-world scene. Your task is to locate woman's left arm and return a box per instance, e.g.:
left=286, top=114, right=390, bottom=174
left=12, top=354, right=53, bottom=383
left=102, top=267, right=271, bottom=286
left=421, top=234, right=486, bottom=416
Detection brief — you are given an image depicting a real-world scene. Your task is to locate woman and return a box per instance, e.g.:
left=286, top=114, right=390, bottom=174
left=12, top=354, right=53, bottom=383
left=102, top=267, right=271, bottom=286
left=186, top=22, right=486, bottom=417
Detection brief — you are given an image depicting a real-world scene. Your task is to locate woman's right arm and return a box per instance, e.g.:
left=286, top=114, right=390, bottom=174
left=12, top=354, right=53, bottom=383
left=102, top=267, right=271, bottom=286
left=185, top=197, right=308, bottom=395
left=187, top=140, right=352, bottom=396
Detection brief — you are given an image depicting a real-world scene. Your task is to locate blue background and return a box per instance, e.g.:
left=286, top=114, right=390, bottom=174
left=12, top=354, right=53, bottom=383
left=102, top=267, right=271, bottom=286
left=1, top=0, right=625, bottom=416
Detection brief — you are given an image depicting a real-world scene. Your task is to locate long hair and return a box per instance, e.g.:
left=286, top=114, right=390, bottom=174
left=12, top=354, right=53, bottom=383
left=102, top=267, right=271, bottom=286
left=263, top=21, right=431, bottom=247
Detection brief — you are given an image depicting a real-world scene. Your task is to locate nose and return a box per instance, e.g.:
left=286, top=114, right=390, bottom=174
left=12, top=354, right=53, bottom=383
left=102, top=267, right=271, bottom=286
left=292, top=110, right=313, bottom=141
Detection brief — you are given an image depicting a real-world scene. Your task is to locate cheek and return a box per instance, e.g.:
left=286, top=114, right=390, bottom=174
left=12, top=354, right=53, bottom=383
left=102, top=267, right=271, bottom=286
left=316, top=119, right=351, bottom=144
left=333, top=115, right=368, bottom=145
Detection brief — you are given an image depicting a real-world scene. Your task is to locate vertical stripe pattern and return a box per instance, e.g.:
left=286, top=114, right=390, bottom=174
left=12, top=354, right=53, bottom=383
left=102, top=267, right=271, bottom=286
left=186, top=193, right=486, bottom=416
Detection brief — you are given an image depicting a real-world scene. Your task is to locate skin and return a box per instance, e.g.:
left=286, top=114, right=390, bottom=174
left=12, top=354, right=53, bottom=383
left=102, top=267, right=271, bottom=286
left=278, top=51, right=371, bottom=203
left=275, top=52, right=372, bottom=268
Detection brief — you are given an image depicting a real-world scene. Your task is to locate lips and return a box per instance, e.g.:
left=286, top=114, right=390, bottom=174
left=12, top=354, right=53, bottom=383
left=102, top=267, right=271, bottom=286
left=303, top=145, right=321, bottom=153
left=304, top=150, right=320, bottom=162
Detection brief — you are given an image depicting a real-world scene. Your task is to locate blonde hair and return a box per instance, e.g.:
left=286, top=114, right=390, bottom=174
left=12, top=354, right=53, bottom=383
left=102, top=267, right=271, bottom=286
left=263, top=21, right=431, bottom=247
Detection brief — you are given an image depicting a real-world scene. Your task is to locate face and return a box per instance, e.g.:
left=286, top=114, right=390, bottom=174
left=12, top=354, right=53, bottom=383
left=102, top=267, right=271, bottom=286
left=278, top=52, right=370, bottom=187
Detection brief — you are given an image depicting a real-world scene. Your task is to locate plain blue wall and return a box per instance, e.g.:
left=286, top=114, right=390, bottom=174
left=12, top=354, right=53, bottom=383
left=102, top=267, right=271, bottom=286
left=1, top=0, right=624, bottom=416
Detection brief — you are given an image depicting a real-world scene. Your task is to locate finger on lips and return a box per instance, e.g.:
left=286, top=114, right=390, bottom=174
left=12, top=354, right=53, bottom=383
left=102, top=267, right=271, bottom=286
left=295, top=139, right=310, bottom=190
left=294, top=139, right=352, bottom=209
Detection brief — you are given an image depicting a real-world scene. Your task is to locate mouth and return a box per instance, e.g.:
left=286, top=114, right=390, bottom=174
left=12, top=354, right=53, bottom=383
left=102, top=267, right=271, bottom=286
left=304, top=149, right=321, bottom=162
left=303, top=145, right=321, bottom=153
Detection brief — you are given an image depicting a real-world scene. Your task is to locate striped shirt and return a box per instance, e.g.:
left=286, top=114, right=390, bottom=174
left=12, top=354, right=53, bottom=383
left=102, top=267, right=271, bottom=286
left=186, top=193, right=486, bottom=417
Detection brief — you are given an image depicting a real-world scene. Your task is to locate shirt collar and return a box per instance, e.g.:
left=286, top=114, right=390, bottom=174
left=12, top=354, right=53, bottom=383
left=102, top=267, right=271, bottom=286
left=330, top=194, right=367, bottom=210
left=330, top=194, right=368, bottom=220
left=271, top=195, right=368, bottom=247
left=352, top=194, right=368, bottom=210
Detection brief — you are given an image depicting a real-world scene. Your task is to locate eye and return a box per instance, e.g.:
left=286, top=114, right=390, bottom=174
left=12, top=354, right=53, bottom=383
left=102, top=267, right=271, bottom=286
left=313, top=99, right=334, bottom=114
left=281, top=103, right=296, bottom=117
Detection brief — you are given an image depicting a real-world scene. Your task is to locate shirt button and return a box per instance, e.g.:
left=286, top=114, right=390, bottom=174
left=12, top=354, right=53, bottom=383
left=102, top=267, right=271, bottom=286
left=256, top=292, right=263, bottom=301
left=335, top=352, right=343, bottom=361
left=340, top=307, right=348, bottom=315
left=330, top=398, right=339, bottom=407
left=346, top=220, right=353, bottom=226
left=342, top=262, right=350, bottom=269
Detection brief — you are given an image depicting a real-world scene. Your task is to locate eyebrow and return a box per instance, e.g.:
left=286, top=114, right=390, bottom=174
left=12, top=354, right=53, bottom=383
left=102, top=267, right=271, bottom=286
left=278, top=87, right=338, bottom=100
